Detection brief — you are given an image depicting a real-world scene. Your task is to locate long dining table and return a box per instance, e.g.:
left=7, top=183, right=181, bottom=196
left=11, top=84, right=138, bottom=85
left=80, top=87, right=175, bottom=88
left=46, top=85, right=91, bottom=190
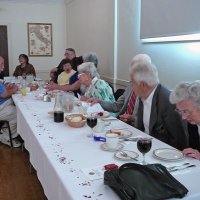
left=12, top=92, right=200, bottom=200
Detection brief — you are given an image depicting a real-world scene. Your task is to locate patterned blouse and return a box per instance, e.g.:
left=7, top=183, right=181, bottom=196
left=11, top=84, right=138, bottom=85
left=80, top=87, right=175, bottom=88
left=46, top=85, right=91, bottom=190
left=84, top=77, right=115, bottom=102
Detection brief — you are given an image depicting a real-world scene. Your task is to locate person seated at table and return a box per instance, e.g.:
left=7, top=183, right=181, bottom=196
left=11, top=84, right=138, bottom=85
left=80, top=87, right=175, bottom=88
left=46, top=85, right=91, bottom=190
left=130, top=61, right=188, bottom=150
left=88, top=54, right=151, bottom=120
left=77, top=62, right=115, bottom=102
left=47, top=53, right=99, bottom=96
left=50, top=48, right=83, bottom=83
left=82, top=52, right=98, bottom=68
left=170, top=81, right=200, bottom=159
left=57, top=60, right=77, bottom=86
left=0, top=56, right=21, bottom=147
left=13, top=54, right=36, bottom=77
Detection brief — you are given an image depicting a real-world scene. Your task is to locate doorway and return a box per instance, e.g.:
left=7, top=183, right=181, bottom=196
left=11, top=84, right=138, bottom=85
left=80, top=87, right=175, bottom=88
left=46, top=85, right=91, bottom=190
left=0, top=25, right=9, bottom=77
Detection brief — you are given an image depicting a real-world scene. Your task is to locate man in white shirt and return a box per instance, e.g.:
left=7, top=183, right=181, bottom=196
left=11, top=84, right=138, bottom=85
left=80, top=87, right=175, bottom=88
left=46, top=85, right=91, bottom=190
left=131, top=61, right=188, bottom=150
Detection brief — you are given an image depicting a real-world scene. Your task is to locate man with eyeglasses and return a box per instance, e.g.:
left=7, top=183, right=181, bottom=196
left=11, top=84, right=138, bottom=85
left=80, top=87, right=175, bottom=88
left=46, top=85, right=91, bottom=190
left=131, top=61, right=188, bottom=150
left=50, top=48, right=83, bottom=83
left=170, top=81, right=200, bottom=160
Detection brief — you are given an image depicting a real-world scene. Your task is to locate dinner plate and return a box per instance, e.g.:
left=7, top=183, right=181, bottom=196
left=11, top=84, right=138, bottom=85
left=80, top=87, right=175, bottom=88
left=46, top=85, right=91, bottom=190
left=153, top=148, right=184, bottom=161
left=94, top=111, right=111, bottom=118
left=114, top=150, right=139, bottom=161
left=101, top=143, right=123, bottom=152
left=118, top=130, right=133, bottom=139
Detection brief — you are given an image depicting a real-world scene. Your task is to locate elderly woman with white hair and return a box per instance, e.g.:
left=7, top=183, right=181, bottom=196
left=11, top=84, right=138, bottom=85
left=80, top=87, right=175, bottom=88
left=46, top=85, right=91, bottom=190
left=170, top=81, right=200, bottom=160
left=78, top=62, right=115, bottom=102
left=82, top=52, right=98, bottom=68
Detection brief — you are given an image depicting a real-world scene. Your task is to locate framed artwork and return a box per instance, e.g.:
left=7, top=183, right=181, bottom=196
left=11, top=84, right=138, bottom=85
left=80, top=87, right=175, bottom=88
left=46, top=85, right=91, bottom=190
left=27, top=23, right=53, bottom=56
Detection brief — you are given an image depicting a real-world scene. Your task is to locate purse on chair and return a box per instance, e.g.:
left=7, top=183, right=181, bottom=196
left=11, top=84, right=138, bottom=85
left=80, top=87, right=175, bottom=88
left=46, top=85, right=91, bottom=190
left=104, top=163, right=188, bottom=200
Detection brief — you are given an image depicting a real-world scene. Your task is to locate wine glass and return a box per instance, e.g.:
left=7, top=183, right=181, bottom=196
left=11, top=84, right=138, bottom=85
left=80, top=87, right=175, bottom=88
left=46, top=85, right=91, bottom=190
left=86, top=116, right=97, bottom=137
left=137, top=138, right=152, bottom=165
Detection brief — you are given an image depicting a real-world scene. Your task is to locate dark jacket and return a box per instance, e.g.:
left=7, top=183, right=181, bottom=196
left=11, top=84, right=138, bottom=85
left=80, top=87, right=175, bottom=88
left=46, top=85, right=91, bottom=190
left=136, top=84, right=189, bottom=150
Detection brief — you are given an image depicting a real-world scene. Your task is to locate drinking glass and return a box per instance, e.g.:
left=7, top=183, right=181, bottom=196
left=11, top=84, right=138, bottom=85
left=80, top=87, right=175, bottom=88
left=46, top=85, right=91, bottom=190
left=86, top=116, right=97, bottom=137
left=137, top=138, right=152, bottom=165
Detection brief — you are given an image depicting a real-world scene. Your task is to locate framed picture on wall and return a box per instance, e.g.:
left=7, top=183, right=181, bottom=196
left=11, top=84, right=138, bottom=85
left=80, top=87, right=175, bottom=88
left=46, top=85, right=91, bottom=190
left=27, top=23, right=53, bottom=56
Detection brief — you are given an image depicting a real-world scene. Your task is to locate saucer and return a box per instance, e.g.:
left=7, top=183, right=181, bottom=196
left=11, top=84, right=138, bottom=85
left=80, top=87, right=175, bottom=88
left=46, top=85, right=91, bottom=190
left=100, top=143, right=123, bottom=152
left=114, top=150, right=139, bottom=161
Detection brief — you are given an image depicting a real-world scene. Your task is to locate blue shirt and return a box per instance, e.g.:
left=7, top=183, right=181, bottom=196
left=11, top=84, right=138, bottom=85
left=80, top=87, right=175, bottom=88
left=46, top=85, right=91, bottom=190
left=0, top=82, right=9, bottom=105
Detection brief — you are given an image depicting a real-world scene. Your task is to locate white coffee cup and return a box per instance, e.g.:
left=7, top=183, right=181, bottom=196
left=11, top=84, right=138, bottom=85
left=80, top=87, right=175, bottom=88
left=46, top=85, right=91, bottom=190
left=106, top=133, right=119, bottom=149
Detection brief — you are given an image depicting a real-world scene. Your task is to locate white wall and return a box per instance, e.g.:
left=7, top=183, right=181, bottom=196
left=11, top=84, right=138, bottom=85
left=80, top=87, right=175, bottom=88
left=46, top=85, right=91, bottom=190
left=66, top=0, right=200, bottom=89
left=117, top=0, right=200, bottom=88
left=0, top=2, right=66, bottom=78
left=66, top=0, right=115, bottom=81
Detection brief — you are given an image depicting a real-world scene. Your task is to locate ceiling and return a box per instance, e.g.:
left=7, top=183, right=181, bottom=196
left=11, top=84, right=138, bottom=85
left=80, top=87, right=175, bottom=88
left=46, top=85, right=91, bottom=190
left=0, top=0, right=73, bottom=4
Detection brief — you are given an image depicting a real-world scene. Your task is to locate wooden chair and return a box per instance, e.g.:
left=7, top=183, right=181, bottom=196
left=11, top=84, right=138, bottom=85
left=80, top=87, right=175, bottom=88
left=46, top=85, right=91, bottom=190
left=0, top=120, right=13, bottom=147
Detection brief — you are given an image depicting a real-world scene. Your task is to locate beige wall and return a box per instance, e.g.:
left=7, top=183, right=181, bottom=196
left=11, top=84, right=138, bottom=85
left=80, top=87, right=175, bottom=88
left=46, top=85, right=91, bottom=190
left=0, top=1, right=67, bottom=79
left=66, top=0, right=200, bottom=89
left=66, top=0, right=115, bottom=82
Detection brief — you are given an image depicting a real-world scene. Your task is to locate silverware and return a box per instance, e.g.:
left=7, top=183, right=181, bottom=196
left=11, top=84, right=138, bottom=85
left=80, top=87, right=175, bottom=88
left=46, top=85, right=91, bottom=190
left=123, top=137, right=139, bottom=142
left=120, top=151, right=138, bottom=161
left=169, top=164, right=196, bottom=172
left=167, top=162, right=190, bottom=170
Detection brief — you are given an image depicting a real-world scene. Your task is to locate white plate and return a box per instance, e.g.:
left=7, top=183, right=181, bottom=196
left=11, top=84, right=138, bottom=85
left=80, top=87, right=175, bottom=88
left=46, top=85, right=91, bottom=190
left=101, top=143, right=123, bottom=152
left=118, top=130, right=133, bottom=139
left=94, top=111, right=111, bottom=118
left=153, top=148, right=184, bottom=161
left=114, top=150, right=139, bottom=161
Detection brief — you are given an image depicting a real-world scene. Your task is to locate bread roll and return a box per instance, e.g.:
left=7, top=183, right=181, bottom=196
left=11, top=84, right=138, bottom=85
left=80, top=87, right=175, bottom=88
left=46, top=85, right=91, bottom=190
left=110, top=129, right=121, bottom=136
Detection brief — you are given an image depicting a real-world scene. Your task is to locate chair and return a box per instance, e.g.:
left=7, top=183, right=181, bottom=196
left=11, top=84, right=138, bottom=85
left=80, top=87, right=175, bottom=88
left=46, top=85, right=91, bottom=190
left=0, top=120, right=13, bottom=147
left=114, top=88, right=125, bottom=101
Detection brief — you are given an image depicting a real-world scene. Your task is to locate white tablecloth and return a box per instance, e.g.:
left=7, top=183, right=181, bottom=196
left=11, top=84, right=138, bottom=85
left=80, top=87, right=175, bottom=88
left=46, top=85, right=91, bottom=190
left=13, top=93, right=200, bottom=200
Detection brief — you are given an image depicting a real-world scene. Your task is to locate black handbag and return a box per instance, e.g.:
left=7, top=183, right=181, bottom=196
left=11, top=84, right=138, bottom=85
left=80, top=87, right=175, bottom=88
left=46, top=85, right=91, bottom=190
left=104, top=163, right=188, bottom=200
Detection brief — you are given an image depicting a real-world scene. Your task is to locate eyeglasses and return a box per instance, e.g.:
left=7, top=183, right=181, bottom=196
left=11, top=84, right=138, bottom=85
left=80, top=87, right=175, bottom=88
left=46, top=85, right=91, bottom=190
left=175, top=108, right=192, bottom=118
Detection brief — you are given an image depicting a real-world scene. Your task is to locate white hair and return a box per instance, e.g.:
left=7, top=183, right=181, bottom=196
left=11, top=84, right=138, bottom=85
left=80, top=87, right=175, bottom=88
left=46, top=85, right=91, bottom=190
left=170, top=81, right=200, bottom=108
left=131, top=61, right=159, bottom=86
left=77, top=62, right=99, bottom=78
left=82, top=52, right=98, bottom=67
left=130, top=54, right=151, bottom=67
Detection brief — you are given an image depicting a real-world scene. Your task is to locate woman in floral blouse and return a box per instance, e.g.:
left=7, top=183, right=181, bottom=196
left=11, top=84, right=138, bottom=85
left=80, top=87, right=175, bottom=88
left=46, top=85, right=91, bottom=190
left=78, top=62, right=115, bottom=102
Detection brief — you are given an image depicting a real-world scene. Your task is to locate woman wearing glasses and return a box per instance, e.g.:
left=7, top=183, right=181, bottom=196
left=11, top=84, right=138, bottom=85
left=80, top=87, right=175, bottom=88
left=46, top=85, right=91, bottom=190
left=170, top=81, right=200, bottom=160
left=77, top=62, right=115, bottom=102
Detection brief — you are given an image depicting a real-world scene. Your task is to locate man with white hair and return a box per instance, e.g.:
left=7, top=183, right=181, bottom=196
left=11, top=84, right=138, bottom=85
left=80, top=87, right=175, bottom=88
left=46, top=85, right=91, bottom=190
left=88, top=54, right=151, bottom=120
left=132, top=61, right=188, bottom=150
left=170, top=81, right=200, bottom=159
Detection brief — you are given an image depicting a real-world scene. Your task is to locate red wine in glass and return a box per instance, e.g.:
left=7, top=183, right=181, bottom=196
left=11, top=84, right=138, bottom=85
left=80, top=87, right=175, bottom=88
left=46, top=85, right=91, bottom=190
left=86, top=117, right=97, bottom=137
left=137, top=138, right=152, bottom=165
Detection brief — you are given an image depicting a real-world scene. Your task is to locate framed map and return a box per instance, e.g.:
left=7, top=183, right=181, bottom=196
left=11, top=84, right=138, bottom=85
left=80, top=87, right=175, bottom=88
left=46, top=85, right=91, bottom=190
left=27, top=23, right=53, bottom=56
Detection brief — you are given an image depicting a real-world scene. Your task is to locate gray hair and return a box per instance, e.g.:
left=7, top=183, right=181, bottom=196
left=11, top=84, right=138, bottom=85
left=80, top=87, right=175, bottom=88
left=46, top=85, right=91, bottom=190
left=82, top=52, right=98, bottom=68
left=170, top=81, right=200, bottom=108
left=130, top=54, right=151, bottom=67
left=77, top=62, right=100, bottom=78
left=131, top=61, right=159, bottom=86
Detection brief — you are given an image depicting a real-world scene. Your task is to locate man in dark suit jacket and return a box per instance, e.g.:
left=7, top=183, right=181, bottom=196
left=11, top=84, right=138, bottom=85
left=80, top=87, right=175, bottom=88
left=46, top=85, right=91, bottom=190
left=132, top=62, right=188, bottom=150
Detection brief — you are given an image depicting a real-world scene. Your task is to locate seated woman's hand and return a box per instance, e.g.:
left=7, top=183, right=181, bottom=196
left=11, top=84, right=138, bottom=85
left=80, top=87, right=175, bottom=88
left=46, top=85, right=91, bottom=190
left=182, top=148, right=200, bottom=160
left=87, top=98, right=100, bottom=105
left=46, top=82, right=58, bottom=91
left=119, top=113, right=135, bottom=122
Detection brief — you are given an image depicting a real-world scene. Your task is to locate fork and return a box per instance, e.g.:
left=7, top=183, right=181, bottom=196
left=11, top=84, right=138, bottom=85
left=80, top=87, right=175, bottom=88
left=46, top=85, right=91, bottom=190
left=167, top=162, right=190, bottom=170
left=120, top=151, right=138, bottom=161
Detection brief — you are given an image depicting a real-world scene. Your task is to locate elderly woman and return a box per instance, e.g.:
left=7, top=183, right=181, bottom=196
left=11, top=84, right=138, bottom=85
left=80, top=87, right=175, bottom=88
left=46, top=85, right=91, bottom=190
left=78, top=62, right=115, bottom=102
left=82, top=52, right=98, bottom=68
left=13, top=54, right=36, bottom=77
left=170, top=81, right=200, bottom=160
